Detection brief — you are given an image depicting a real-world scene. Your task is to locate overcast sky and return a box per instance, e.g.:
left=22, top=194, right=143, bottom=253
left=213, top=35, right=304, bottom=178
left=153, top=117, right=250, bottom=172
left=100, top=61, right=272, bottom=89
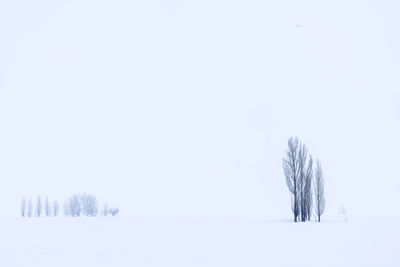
left=1, top=0, right=399, bottom=219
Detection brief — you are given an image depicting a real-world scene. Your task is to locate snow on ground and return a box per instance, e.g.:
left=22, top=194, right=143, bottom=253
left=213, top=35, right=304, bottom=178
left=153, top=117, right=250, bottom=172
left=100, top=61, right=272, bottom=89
left=1, top=217, right=399, bottom=267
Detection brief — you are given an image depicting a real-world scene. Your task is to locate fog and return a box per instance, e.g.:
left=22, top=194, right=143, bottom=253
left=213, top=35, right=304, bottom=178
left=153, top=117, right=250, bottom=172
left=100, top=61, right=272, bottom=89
left=1, top=0, right=399, bottom=219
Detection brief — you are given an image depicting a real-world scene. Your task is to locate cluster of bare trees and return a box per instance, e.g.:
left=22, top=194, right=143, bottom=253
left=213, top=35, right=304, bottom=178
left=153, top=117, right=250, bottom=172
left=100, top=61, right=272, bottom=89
left=63, top=193, right=98, bottom=216
left=20, top=196, right=60, bottom=217
left=283, top=137, right=326, bottom=222
left=21, top=194, right=119, bottom=217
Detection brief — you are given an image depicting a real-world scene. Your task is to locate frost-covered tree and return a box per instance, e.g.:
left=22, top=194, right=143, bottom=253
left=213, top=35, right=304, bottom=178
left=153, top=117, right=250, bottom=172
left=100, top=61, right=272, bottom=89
left=36, top=195, right=42, bottom=217
left=314, top=160, right=326, bottom=222
left=27, top=198, right=33, bottom=217
left=45, top=197, right=51, bottom=217
left=53, top=200, right=59, bottom=216
left=21, top=197, right=26, bottom=217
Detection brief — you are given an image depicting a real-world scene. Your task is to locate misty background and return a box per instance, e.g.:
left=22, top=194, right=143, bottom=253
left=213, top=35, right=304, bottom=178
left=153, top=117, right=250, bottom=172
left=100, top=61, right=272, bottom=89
left=1, top=0, right=399, bottom=219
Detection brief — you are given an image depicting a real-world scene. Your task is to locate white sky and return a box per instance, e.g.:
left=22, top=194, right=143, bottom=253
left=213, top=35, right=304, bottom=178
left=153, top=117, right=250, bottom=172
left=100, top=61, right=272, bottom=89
left=1, top=0, right=399, bottom=219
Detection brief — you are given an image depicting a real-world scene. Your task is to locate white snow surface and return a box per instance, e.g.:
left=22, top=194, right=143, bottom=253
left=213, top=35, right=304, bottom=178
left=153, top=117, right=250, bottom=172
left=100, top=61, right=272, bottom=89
left=1, top=1, right=400, bottom=265
left=1, top=217, right=399, bottom=267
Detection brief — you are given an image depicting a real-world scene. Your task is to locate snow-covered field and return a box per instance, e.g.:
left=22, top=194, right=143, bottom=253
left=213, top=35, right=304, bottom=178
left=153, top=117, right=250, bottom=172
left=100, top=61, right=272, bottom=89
left=1, top=217, right=399, bottom=267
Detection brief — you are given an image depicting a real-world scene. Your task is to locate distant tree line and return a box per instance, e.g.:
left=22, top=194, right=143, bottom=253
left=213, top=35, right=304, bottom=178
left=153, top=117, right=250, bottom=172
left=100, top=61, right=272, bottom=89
left=283, top=137, right=326, bottom=222
left=20, top=193, right=119, bottom=217
left=21, top=196, right=59, bottom=217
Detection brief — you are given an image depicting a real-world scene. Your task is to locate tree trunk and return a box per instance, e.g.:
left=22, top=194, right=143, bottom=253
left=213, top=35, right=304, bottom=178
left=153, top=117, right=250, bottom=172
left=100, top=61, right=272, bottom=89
left=294, top=178, right=297, bottom=222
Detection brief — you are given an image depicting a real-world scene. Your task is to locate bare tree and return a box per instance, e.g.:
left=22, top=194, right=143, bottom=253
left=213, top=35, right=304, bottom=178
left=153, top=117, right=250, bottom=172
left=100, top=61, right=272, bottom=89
left=21, top=198, right=26, bottom=217
left=86, top=196, right=98, bottom=216
left=80, top=193, right=98, bottom=216
left=36, top=195, right=42, bottom=217
left=63, top=193, right=98, bottom=217
left=102, top=203, right=109, bottom=216
left=296, top=143, right=314, bottom=222
left=283, top=138, right=316, bottom=222
left=298, top=144, right=307, bottom=222
left=314, top=160, right=326, bottom=222
left=304, top=158, right=313, bottom=221
left=63, top=201, right=70, bottom=216
left=27, top=198, right=33, bottom=217
left=108, top=207, right=119, bottom=216
left=283, top=137, right=300, bottom=222
left=45, top=197, right=51, bottom=217
left=67, top=194, right=81, bottom=216
left=53, top=200, right=59, bottom=216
